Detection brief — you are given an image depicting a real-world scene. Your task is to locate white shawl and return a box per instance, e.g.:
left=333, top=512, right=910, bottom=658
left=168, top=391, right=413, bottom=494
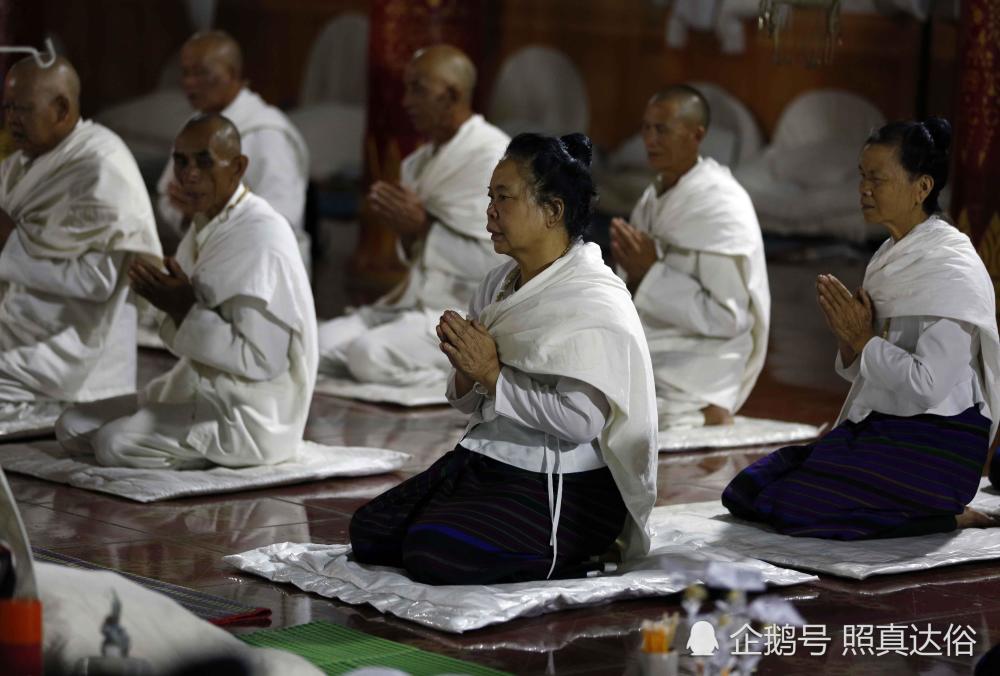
left=393, top=115, right=509, bottom=312
left=144, top=187, right=318, bottom=465
left=0, top=120, right=161, bottom=260
left=837, top=216, right=1000, bottom=441
left=630, top=157, right=770, bottom=410
left=221, top=88, right=309, bottom=179
left=478, top=242, right=659, bottom=558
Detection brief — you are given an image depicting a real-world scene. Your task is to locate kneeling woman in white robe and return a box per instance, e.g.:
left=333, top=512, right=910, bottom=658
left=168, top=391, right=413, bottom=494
left=350, top=133, right=659, bottom=584
left=56, top=114, right=317, bottom=469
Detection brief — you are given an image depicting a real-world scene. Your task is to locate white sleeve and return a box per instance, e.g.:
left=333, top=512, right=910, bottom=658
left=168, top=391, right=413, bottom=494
left=241, top=129, right=306, bottom=233
left=0, top=231, right=125, bottom=302
left=156, top=159, right=185, bottom=237
left=633, top=251, right=751, bottom=337
left=493, top=367, right=611, bottom=445
left=163, top=296, right=292, bottom=381
left=859, top=318, right=976, bottom=410
left=446, top=370, right=483, bottom=413
left=835, top=350, right=861, bottom=382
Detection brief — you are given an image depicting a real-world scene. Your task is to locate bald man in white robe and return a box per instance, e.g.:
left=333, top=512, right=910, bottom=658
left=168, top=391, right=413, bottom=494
left=317, top=45, right=509, bottom=387
left=613, top=87, right=770, bottom=429
left=57, top=114, right=316, bottom=468
left=156, top=31, right=310, bottom=266
left=0, top=57, right=162, bottom=428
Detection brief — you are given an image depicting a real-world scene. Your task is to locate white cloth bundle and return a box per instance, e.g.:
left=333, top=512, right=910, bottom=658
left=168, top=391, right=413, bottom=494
left=840, top=216, right=1000, bottom=440
left=630, top=157, right=770, bottom=412
left=478, top=242, right=659, bottom=558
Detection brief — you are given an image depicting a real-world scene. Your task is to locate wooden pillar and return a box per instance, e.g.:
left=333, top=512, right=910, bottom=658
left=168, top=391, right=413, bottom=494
left=951, top=0, right=1000, bottom=315
left=349, top=0, right=487, bottom=302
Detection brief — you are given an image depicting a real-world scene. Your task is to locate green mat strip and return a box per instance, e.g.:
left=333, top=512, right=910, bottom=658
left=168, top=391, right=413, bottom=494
left=238, top=621, right=511, bottom=676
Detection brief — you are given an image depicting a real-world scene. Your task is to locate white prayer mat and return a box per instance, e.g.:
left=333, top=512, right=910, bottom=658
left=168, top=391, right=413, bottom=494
left=314, top=375, right=449, bottom=407
left=137, top=323, right=168, bottom=351
left=0, top=401, right=63, bottom=442
left=224, top=511, right=817, bottom=633
left=659, top=416, right=822, bottom=452
left=0, top=439, right=409, bottom=502
left=648, top=478, right=1000, bottom=580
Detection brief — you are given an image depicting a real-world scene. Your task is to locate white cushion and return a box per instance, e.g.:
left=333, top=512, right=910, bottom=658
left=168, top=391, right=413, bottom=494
left=770, top=141, right=860, bottom=189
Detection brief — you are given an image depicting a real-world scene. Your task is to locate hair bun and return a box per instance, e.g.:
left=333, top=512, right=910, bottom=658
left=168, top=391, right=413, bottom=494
left=922, top=117, right=952, bottom=153
left=560, top=133, right=593, bottom=167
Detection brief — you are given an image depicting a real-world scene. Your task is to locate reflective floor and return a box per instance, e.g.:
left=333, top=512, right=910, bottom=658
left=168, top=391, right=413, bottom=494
left=12, top=257, right=1000, bottom=675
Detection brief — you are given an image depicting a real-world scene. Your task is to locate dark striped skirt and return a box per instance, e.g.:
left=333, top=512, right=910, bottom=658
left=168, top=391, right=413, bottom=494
left=721, top=405, right=991, bottom=540
left=349, top=446, right=628, bottom=585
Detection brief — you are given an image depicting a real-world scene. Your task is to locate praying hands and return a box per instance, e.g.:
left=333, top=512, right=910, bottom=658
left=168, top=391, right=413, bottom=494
left=368, top=181, right=429, bottom=238
left=129, top=257, right=196, bottom=327
left=610, top=217, right=658, bottom=292
left=816, top=273, right=875, bottom=366
left=436, top=310, right=501, bottom=396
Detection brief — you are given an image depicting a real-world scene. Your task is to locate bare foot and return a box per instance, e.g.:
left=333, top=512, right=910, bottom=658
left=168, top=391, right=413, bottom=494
left=701, top=404, right=734, bottom=426
left=955, top=506, right=1000, bottom=529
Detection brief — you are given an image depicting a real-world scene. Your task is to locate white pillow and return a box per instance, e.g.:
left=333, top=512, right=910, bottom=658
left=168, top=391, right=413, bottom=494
left=39, top=562, right=321, bottom=676
left=770, top=141, right=860, bottom=189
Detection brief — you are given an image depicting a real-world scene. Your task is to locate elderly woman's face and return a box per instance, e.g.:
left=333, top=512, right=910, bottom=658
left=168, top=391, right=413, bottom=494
left=486, top=158, right=553, bottom=257
left=858, top=143, right=930, bottom=227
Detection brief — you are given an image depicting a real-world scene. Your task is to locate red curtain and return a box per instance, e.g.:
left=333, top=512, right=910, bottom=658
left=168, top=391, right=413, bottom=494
left=951, top=0, right=1000, bottom=310
left=350, top=0, right=487, bottom=299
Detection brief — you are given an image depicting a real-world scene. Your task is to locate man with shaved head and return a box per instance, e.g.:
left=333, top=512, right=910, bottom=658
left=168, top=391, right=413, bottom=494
left=57, top=113, right=318, bottom=468
left=317, top=44, right=509, bottom=389
left=156, top=30, right=310, bottom=266
left=611, top=85, right=770, bottom=430
left=0, top=56, right=161, bottom=430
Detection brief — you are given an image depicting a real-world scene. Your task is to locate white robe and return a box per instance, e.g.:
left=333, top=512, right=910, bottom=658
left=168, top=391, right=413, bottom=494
left=58, top=185, right=318, bottom=468
left=836, top=215, right=1000, bottom=442
left=157, top=88, right=311, bottom=263
left=318, top=114, right=509, bottom=385
left=0, top=120, right=161, bottom=413
left=628, top=157, right=770, bottom=426
left=477, top=242, right=659, bottom=559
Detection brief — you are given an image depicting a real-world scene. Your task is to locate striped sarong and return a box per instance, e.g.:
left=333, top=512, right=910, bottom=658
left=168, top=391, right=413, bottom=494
left=721, top=405, right=991, bottom=540
left=349, top=446, right=627, bottom=585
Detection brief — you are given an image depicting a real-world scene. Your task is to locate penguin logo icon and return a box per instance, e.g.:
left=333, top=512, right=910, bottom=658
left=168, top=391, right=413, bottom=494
left=686, top=620, right=720, bottom=656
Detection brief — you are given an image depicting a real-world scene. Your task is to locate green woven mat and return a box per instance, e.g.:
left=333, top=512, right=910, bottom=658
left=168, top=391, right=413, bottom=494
left=238, top=621, right=511, bottom=675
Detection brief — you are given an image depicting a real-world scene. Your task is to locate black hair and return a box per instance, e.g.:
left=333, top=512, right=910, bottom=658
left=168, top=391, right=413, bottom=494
left=865, top=117, right=951, bottom=214
left=502, top=132, right=597, bottom=240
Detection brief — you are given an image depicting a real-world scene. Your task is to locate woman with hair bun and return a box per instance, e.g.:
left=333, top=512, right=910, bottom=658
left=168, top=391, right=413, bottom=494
left=349, top=133, right=658, bottom=584
left=723, top=118, right=1000, bottom=539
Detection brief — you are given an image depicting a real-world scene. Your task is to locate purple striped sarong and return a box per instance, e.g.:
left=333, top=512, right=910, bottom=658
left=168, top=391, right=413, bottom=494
left=349, top=446, right=628, bottom=584
left=722, top=405, right=991, bottom=540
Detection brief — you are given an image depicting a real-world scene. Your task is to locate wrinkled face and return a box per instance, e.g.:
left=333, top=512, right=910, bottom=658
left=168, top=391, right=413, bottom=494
left=2, top=71, right=62, bottom=158
left=640, top=99, right=701, bottom=176
left=858, top=143, right=929, bottom=226
left=180, top=42, right=238, bottom=113
left=172, top=124, right=245, bottom=217
left=402, top=59, right=451, bottom=137
left=486, top=158, right=554, bottom=258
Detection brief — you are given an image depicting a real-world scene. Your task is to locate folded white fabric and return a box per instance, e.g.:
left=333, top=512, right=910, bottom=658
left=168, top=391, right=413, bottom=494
left=136, top=323, right=168, bottom=351
left=0, top=401, right=63, bottom=440
left=0, top=439, right=409, bottom=502
left=659, top=416, right=822, bottom=451
left=648, top=479, right=1000, bottom=580
left=224, top=524, right=816, bottom=633
left=314, top=375, right=449, bottom=407
left=40, top=562, right=322, bottom=676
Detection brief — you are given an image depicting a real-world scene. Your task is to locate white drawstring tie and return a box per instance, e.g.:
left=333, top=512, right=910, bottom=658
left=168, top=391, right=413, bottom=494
left=545, top=434, right=564, bottom=580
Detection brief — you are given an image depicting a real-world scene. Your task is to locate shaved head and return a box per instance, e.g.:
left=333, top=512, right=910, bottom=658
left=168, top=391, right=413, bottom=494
left=181, top=113, right=242, bottom=158
left=180, top=31, right=245, bottom=112
left=3, top=55, right=82, bottom=157
left=411, top=44, right=476, bottom=105
left=650, top=85, right=710, bottom=131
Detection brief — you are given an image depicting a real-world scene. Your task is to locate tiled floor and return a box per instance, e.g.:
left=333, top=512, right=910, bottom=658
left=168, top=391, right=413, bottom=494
left=11, top=257, right=1000, bottom=675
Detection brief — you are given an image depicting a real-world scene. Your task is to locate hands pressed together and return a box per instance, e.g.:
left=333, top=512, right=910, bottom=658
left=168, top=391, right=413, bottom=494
left=816, top=273, right=875, bottom=366
left=368, top=181, right=429, bottom=238
left=129, top=257, right=196, bottom=327
left=436, top=310, right=501, bottom=396
left=610, top=217, right=657, bottom=291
